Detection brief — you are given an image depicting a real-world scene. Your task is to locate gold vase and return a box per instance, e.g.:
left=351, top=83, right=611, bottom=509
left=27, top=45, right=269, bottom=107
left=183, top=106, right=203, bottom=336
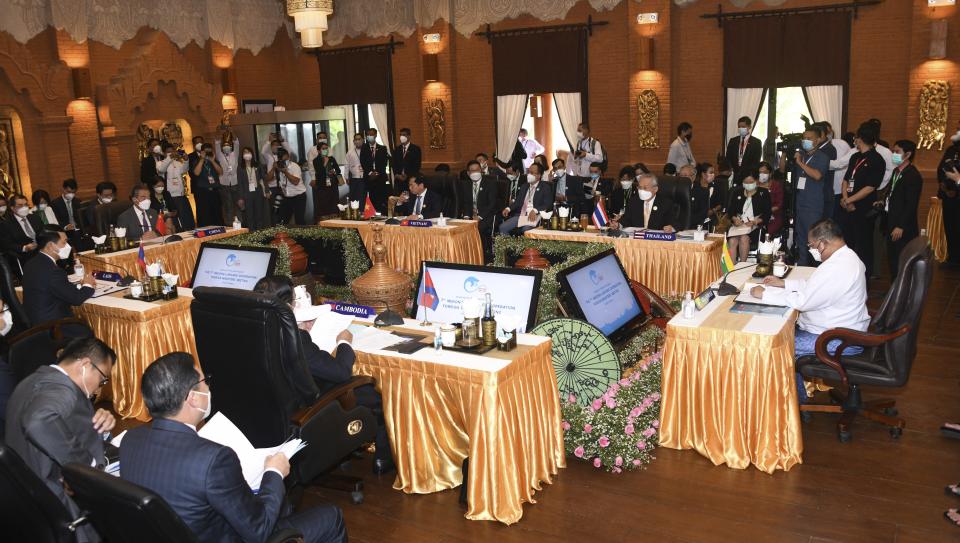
left=351, top=224, right=411, bottom=314
left=756, top=252, right=774, bottom=277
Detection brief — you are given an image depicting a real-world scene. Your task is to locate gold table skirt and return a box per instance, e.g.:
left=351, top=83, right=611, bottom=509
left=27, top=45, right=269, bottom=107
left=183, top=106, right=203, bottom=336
left=74, top=292, right=198, bottom=421
left=927, top=197, right=948, bottom=263
left=319, top=220, right=484, bottom=275
left=353, top=340, right=565, bottom=524
left=77, top=229, right=248, bottom=284
left=524, top=229, right=723, bottom=296
left=658, top=297, right=803, bottom=474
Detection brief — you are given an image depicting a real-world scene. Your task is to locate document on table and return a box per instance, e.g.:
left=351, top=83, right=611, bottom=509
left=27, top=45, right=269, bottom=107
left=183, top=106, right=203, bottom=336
left=735, top=286, right=787, bottom=307
left=198, top=412, right=306, bottom=491
left=349, top=324, right=405, bottom=351
left=308, top=309, right=359, bottom=354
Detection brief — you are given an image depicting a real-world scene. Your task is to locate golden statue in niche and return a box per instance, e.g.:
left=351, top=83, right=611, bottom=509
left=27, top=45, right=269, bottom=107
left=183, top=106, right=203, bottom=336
left=425, top=98, right=446, bottom=150
left=0, top=123, right=18, bottom=197
left=137, top=123, right=157, bottom=159
left=637, top=89, right=660, bottom=149
left=161, top=121, right=184, bottom=151
left=917, top=80, right=950, bottom=151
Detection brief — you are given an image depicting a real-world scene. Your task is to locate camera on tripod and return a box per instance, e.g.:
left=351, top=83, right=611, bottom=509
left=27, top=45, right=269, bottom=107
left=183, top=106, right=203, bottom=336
left=777, top=132, right=804, bottom=163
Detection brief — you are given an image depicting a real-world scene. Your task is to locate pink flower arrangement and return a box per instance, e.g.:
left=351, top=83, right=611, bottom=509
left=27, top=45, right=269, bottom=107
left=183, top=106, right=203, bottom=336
left=561, top=421, right=571, bottom=430
left=637, top=440, right=647, bottom=450
left=593, top=457, right=602, bottom=468
left=642, top=427, right=657, bottom=438
left=624, top=423, right=635, bottom=435
left=591, top=398, right=602, bottom=411
left=574, top=446, right=585, bottom=458
left=598, top=436, right=610, bottom=448
left=615, top=456, right=623, bottom=466
left=583, top=423, right=592, bottom=433
left=605, top=397, right=616, bottom=409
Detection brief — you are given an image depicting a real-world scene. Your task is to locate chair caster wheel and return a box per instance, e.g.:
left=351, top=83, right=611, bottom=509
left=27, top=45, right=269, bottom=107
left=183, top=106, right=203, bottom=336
left=889, top=427, right=903, bottom=439
left=800, top=411, right=812, bottom=423
left=838, top=430, right=852, bottom=443
left=883, top=407, right=898, bottom=416
left=351, top=491, right=364, bottom=504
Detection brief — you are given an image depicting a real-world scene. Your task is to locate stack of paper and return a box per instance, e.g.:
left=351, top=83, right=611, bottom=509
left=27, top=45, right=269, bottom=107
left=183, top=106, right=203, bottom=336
left=350, top=324, right=405, bottom=352
left=198, top=413, right=306, bottom=491
left=308, top=308, right=359, bottom=354
left=735, top=286, right=786, bottom=307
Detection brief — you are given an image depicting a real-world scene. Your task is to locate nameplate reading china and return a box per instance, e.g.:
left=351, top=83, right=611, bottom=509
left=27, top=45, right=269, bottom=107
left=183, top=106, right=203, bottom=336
left=93, top=271, right=122, bottom=282
left=327, top=302, right=375, bottom=319
left=634, top=230, right=676, bottom=241
left=194, top=227, right=227, bottom=238
left=401, top=220, right=433, bottom=228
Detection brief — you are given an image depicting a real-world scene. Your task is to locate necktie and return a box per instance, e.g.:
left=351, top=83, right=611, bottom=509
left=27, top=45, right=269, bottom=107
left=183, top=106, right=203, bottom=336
left=66, top=200, right=75, bottom=225
left=472, top=182, right=480, bottom=208
left=739, top=137, right=746, bottom=165
left=140, top=210, right=151, bottom=232
left=20, top=217, right=34, bottom=240
left=414, top=194, right=423, bottom=215
left=39, top=211, right=48, bottom=225
left=644, top=200, right=652, bottom=228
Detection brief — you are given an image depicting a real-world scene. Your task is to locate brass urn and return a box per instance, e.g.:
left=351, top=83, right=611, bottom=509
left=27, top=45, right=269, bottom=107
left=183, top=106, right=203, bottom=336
left=351, top=224, right=411, bottom=314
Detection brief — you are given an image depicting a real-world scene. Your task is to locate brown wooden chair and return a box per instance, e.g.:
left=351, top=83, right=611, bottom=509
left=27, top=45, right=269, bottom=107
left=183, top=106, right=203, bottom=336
left=796, top=236, right=933, bottom=442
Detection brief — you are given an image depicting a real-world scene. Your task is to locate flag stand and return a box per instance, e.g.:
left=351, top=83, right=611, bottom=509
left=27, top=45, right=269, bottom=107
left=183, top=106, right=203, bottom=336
left=419, top=307, right=431, bottom=327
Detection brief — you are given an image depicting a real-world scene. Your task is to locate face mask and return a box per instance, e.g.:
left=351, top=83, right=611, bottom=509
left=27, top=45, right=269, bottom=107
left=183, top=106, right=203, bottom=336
left=194, top=144, right=203, bottom=153
left=758, top=173, right=770, bottom=184
left=100, top=196, right=113, bottom=204
left=469, top=172, right=482, bottom=182
left=951, top=130, right=960, bottom=143
left=553, top=170, right=564, bottom=179
left=191, top=390, right=212, bottom=420
left=154, top=185, right=165, bottom=194
left=366, top=135, right=376, bottom=143
left=801, top=139, right=814, bottom=151
left=57, top=243, right=72, bottom=260
left=638, top=190, right=653, bottom=201
left=0, top=206, right=6, bottom=214
left=576, top=130, right=584, bottom=139
left=507, top=174, right=518, bottom=182
left=15, top=207, right=29, bottom=217
left=38, top=203, right=47, bottom=211
left=590, top=173, right=600, bottom=180
left=399, top=135, right=409, bottom=144
left=242, top=153, right=253, bottom=161
left=321, top=149, right=329, bottom=157
left=0, top=310, right=12, bottom=336
left=809, top=246, right=823, bottom=262
left=152, top=145, right=162, bottom=154
left=620, top=180, right=633, bottom=190
left=137, top=199, right=151, bottom=211
left=891, top=153, right=903, bottom=166
left=738, top=127, right=749, bottom=137
left=743, top=183, right=757, bottom=192
left=64, top=193, right=75, bottom=201
left=318, top=138, right=328, bottom=144
left=222, top=145, right=233, bottom=154
left=526, top=174, right=538, bottom=184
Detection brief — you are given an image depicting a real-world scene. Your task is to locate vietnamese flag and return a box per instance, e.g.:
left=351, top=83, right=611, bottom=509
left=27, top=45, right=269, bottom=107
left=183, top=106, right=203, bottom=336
left=362, top=194, right=376, bottom=219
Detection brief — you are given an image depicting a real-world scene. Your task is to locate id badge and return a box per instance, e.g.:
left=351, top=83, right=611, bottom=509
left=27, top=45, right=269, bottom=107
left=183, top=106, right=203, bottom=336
left=325, top=179, right=332, bottom=187
left=797, top=177, right=807, bottom=190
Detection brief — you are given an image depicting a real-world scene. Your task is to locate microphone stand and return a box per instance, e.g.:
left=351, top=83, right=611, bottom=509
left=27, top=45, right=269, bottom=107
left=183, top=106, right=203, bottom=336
left=715, top=262, right=758, bottom=297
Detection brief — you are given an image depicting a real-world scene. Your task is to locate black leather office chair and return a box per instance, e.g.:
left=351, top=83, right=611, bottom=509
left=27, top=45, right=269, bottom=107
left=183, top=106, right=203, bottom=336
left=0, top=443, right=84, bottom=543
left=657, top=175, right=693, bottom=230
left=62, top=463, right=303, bottom=543
left=7, top=318, right=93, bottom=382
left=90, top=201, right=133, bottom=236
left=796, top=236, right=933, bottom=442
left=191, top=287, right=377, bottom=494
left=0, top=255, right=30, bottom=335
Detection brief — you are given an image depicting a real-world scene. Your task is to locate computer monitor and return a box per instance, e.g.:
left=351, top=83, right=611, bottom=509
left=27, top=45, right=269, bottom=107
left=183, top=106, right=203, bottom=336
left=191, top=244, right=277, bottom=290
left=557, top=248, right=646, bottom=340
left=411, top=262, right=542, bottom=332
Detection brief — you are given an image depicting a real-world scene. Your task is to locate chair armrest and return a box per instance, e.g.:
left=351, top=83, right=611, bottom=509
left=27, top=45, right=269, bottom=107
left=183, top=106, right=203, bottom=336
left=266, top=528, right=303, bottom=543
left=291, top=376, right=375, bottom=427
left=8, top=317, right=88, bottom=344
left=813, top=325, right=910, bottom=387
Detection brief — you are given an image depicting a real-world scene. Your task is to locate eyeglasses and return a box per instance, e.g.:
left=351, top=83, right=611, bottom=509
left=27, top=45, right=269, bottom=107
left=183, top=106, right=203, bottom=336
left=186, top=374, right=212, bottom=399
left=90, top=363, right=110, bottom=387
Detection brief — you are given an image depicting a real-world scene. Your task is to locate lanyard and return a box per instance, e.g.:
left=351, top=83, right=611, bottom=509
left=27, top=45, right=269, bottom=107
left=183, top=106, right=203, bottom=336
left=850, top=158, right=868, bottom=179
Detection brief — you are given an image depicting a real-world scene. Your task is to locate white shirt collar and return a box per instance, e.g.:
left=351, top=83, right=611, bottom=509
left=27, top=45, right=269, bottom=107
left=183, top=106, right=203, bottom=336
left=49, top=364, right=69, bottom=376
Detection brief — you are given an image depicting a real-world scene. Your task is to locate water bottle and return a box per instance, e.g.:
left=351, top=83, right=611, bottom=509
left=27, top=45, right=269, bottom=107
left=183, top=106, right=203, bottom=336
left=73, top=260, right=85, bottom=278
left=682, top=291, right=695, bottom=319
left=232, top=216, right=242, bottom=230
left=433, top=324, right=443, bottom=352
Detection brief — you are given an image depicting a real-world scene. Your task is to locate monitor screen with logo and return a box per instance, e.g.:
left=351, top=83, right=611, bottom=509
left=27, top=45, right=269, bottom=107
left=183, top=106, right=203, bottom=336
left=411, top=262, right=542, bottom=332
left=557, top=248, right=646, bottom=340
left=191, top=244, right=277, bottom=290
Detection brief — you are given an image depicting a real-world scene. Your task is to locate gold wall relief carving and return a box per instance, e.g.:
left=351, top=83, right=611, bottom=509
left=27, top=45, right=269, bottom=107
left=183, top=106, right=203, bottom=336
left=917, top=80, right=950, bottom=151
left=637, top=90, right=659, bottom=150
left=425, top=98, right=446, bottom=150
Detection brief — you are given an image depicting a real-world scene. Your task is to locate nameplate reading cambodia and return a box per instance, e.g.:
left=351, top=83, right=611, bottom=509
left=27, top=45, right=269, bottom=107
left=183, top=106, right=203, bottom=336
left=634, top=230, right=676, bottom=242
left=402, top=220, right=433, bottom=227
left=327, top=302, right=376, bottom=319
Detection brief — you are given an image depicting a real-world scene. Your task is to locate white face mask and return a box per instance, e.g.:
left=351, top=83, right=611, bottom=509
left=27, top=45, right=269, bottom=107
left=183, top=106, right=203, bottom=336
left=64, top=193, right=75, bottom=201
left=743, top=183, right=757, bottom=192
left=0, top=206, right=6, bottom=214
left=526, top=174, right=538, bottom=184
left=222, top=145, right=233, bottom=154
left=638, top=189, right=653, bottom=201
left=100, top=196, right=114, bottom=204
left=809, top=247, right=823, bottom=262
left=758, top=173, right=770, bottom=184
left=620, top=180, right=633, bottom=190
left=507, top=174, right=518, bottom=182
left=951, top=130, right=960, bottom=143
left=553, top=170, right=564, bottom=179
left=0, top=310, right=12, bottom=336
left=57, top=243, right=72, bottom=260
left=399, top=135, right=409, bottom=144
left=194, top=144, right=203, bottom=153
left=191, top=390, right=212, bottom=420
left=15, top=206, right=30, bottom=217
left=242, top=153, right=253, bottom=161
left=576, top=130, right=584, bottom=139
left=738, top=127, right=749, bottom=137
left=38, top=203, right=47, bottom=211
left=469, top=172, right=482, bottom=182
left=152, top=145, right=162, bottom=154
left=137, top=199, right=151, bottom=211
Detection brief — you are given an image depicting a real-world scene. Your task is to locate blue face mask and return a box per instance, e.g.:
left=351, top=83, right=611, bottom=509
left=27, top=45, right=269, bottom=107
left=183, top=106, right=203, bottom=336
left=590, top=173, right=601, bottom=180
left=891, top=153, right=903, bottom=166
left=801, top=139, right=814, bottom=151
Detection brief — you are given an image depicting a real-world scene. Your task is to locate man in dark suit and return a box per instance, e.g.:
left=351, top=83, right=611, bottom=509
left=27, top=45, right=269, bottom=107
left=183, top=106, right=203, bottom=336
left=81, top=181, right=117, bottom=235
left=395, top=174, right=443, bottom=219
left=550, top=158, right=584, bottom=213
left=499, top=162, right=554, bottom=235
left=459, top=160, right=499, bottom=258
left=476, top=153, right=505, bottom=180
left=884, top=140, right=923, bottom=279
left=611, top=173, right=676, bottom=232
left=391, top=127, right=421, bottom=194
left=6, top=337, right=116, bottom=543
left=360, top=128, right=391, bottom=213
left=22, top=227, right=95, bottom=326
left=0, top=193, right=44, bottom=270
left=51, top=178, right=82, bottom=234
left=725, top=116, right=763, bottom=183
left=116, top=184, right=161, bottom=241
left=121, top=352, right=348, bottom=543
left=140, top=137, right=163, bottom=185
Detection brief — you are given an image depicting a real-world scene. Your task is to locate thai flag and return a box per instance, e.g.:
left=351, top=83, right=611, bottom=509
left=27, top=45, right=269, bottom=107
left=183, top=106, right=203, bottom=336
left=592, top=199, right=609, bottom=228
left=418, top=266, right=440, bottom=311
left=136, top=242, right=147, bottom=272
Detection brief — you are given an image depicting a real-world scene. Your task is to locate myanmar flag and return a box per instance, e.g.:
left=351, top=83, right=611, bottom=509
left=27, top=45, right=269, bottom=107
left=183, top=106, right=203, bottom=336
left=720, top=237, right=735, bottom=274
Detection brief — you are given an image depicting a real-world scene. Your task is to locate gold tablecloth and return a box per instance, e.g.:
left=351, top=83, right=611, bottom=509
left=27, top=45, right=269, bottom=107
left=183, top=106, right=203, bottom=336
left=74, top=290, right=198, bottom=421
left=658, top=279, right=804, bottom=473
left=524, top=229, right=723, bottom=296
left=353, top=333, right=565, bottom=524
left=319, top=219, right=483, bottom=274
left=77, top=229, right=248, bottom=284
left=927, top=197, right=948, bottom=263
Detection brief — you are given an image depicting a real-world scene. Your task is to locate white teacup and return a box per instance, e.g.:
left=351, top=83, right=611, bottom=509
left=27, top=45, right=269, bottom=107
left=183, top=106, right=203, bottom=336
left=773, top=263, right=787, bottom=278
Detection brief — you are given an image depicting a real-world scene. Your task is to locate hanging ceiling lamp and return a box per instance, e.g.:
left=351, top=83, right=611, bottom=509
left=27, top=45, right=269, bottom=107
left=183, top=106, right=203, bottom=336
left=287, top=0, right=334, bottom=48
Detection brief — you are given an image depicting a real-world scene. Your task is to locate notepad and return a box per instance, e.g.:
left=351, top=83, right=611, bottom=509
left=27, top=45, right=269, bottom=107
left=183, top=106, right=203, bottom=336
left=734, top=286, right=787, bottom=307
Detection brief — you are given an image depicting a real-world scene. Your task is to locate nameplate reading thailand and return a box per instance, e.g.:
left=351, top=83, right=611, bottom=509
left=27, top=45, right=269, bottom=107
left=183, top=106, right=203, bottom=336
left=634, top=230, right=676, bottom=242
left=194, top=227, right=227, bottom=238
left=93, top=271, right=123, bottom=282
left=401, top=220, right=433, bottom=228
left=326, top=302, right=376, bottom=319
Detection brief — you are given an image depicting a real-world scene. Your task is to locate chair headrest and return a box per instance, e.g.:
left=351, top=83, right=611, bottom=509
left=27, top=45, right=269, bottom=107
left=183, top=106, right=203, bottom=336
left=192, top=286, right=291, bottom=313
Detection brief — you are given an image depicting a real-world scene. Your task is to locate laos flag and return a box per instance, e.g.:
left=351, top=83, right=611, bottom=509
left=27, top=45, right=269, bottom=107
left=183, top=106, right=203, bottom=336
left=418, top=266, right=440, bottom=311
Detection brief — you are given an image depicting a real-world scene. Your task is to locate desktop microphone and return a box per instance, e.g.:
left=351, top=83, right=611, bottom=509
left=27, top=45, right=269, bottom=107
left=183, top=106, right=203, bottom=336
left=82, top=257, right=136, bottom=287
left=163, top=234, right=183, bottom=243
left=715, top=263, right=757, bottom=297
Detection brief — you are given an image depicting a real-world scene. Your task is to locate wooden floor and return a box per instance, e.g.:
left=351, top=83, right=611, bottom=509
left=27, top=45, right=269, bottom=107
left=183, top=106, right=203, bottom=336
left=301, top=261, right=960, bottom=543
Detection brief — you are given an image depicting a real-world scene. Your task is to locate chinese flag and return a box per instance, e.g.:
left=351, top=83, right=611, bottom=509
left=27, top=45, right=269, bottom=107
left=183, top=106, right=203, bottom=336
left=154, top=213, right=167, bottom=236
left=362, top=194, right=376, bottom=219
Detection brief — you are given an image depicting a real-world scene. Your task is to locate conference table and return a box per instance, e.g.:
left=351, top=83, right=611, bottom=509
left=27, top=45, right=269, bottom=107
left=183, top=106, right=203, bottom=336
left=319, top=219, right=484, bottom=275
left=524, top=228, right=724, bottom=296
left=658, top=265, right=814, bottom=474
left=349, top=318, right=565, bottom=525
left=74, top=288, right=198, bottom=421
left=77, top=228, right=248, bottom=285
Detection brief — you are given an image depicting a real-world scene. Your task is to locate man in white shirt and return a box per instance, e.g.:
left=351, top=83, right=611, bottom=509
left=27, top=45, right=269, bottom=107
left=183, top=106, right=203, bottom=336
left=267, top=148, right=306, bottom=225
left=157, top=142, right=195, bottom=230
left=666, top=122, right=696, bottom=171
left=344, top=134, right=366, bottom=204
left=568, top=123, right=603, bottom=178
left=750, top=218, right=869, bottom=400
left=215, top=137, right=241, bottom=225
left=518, top=129, right=544, bottom=172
